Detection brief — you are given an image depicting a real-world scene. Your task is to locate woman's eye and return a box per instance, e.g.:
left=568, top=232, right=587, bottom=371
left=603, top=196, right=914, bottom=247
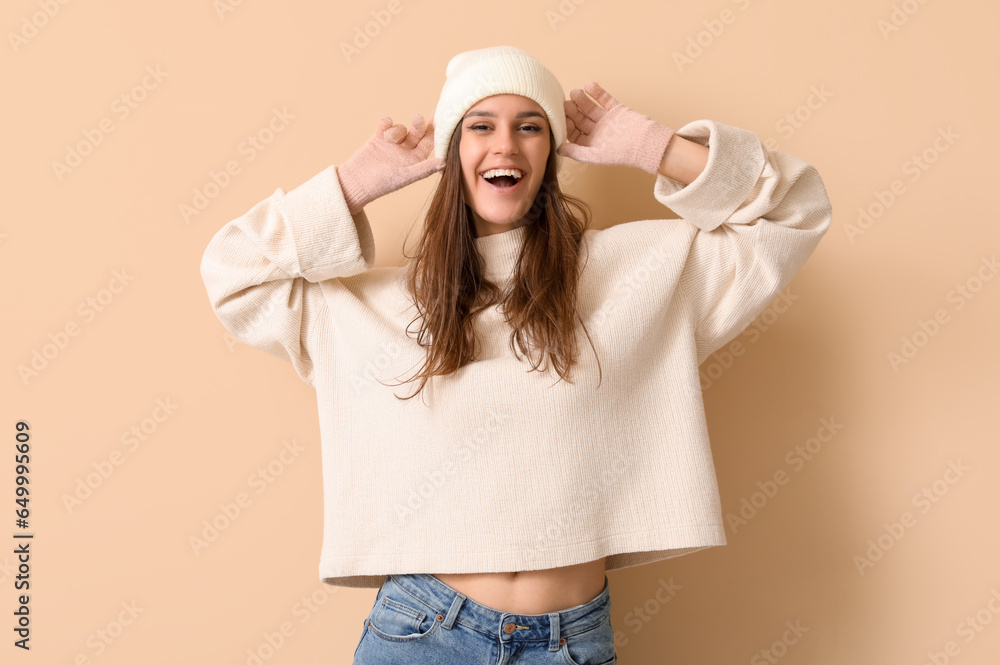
left=468, top=124, right=542, bottom=132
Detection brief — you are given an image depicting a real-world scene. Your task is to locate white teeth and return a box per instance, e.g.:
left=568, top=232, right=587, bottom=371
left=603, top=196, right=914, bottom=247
left=481, top=168, right=523, bottom=180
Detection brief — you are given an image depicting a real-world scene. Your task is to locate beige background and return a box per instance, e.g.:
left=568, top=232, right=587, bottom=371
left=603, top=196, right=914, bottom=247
left=3, top=0, right=998, bottom=663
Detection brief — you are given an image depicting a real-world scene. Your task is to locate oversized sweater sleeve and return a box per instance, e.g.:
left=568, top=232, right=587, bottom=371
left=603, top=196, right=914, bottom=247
left=199, top=165, right=375, bottom=387
left=652, top=119, right=833, bottom=365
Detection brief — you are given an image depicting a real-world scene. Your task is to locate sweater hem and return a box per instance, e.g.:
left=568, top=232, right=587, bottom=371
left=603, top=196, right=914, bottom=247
left=318, top=524, right=727, bottom=589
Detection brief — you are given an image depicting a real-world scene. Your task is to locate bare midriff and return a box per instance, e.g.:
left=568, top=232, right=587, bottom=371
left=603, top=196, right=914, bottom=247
left=433, top=556, right=608, bottom=615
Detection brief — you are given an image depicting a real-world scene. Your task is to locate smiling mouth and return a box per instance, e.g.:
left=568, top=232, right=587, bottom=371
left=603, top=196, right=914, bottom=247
left=480, top=174, right=525, bottom=194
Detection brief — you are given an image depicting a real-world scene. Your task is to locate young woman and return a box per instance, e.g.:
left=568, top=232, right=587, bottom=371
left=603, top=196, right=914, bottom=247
left=200, top=45, right=832, bottom=664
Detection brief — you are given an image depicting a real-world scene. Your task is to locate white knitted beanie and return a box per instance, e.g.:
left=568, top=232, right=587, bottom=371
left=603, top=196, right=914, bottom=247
left=433, top=45, right=567, bottom=173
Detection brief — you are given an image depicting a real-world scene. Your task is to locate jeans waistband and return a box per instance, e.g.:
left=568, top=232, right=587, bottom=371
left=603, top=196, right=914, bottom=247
left=386, top=573, right=611, bottom=646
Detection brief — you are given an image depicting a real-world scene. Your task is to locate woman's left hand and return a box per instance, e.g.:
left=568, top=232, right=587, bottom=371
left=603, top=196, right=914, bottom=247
left=557, top=81, right=675, bottom=174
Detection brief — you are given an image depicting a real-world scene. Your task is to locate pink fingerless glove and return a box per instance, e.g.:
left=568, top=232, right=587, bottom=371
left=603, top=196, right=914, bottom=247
left=337, top=114, right=444, bottom=214
left=558, top=82, right=675, bottom=175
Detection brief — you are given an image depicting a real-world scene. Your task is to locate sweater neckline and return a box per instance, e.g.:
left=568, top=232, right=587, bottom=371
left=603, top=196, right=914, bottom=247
left=474, top=223, right=528, bottom=281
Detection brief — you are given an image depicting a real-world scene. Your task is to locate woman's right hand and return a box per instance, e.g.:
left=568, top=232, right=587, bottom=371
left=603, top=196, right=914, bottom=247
left=337, top=114, right=446, bottom=214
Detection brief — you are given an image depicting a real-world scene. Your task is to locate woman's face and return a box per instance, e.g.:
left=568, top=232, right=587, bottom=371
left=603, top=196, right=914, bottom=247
left=458, top=94, right=551, bottom=237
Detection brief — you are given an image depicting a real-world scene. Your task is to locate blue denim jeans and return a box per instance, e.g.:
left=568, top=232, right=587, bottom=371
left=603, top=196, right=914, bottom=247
left=352, top=572, right=616, bottom=664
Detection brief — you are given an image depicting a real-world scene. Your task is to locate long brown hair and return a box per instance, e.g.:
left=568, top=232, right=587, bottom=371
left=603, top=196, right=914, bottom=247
left=385, top=126, right=602, bottom=402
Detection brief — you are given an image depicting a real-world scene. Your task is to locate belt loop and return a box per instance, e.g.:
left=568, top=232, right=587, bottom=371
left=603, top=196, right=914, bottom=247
left=548, top=612, right=561, bottom=651
left=442, top=591, right=466, bottom=629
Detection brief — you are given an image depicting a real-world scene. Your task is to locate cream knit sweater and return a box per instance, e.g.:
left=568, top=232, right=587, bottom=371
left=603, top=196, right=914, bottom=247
left=200, top=119, right=832, bottom=588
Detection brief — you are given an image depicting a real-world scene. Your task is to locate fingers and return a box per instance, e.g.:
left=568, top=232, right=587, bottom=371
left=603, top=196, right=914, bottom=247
left=379, top=113, right=434, bottom=149
left=383, top=123, right=407, bottom=143
left=556, top=141, right=586, bottom=162
left=565, top=94, right=598, bottom=136
left=564, top=114, right=581, bottom=144
left=566, top=81, right=617, bottom=128
left=568, top=88, right=603, bottom=123
left=402, top=154, right=446, bottom=186
left=401, top=114, right=427, bottom=149
left=419, top=138, right=445, bottom=175
left=563, top=101, right=588, bottom=141
left=377, top=116, right=407, bottom=143
left=562, top=99, right=580, bottom=124
left=583, top=81, right=617, bottom=110
left=415, top=119, right=437, bottom=155
left=423, top=155, right=446, bottom=174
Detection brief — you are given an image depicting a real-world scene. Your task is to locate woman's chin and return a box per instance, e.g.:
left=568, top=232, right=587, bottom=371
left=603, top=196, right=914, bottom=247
left=473, top=207, right=527, bottom=228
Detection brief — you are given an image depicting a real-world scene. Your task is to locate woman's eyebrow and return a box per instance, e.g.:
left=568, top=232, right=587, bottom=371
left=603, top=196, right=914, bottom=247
left=463, top=110, right=547, bottom=120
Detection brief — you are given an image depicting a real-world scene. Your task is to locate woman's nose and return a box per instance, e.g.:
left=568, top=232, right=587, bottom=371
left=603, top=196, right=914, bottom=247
left=491, top=129, right=518, bottom=154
